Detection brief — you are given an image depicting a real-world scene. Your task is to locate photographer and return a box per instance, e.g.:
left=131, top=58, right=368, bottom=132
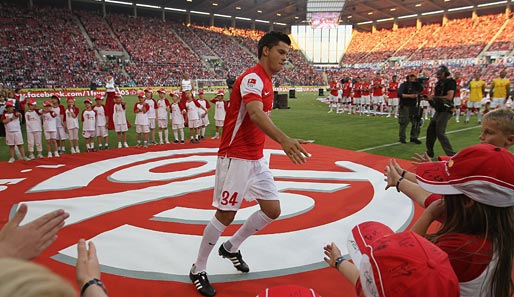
left=397, top=72, right=424, bottom=144
left=423, top=65, right=457, bottom=158
left=226, top=73, right=236, bottom=96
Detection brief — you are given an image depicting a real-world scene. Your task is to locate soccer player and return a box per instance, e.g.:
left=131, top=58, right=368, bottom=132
left=327, top=77, right=340, bottom=113
left=453, top=71, right=465, bottom=123
left=189, top=31, right=309, bottom=297
left=371, top=72, right=385, bottom=115
left=361, top=77, right=371, bottom=116
left=466, top=72, right=486, bottom=124
left=387, top=75, right=399, bottom=118
left=489, top=69, right=510, bottom=109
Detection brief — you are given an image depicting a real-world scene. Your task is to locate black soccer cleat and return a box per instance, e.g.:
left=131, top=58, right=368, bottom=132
left=189, top=265, right=216, bottom=297
left=218, top=244, right=250, bottom=273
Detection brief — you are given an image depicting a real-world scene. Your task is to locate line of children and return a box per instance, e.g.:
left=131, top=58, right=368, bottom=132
left=3, top=89, right=228, bottom=161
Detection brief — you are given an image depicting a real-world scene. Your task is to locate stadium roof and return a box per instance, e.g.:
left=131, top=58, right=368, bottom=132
left=44, top=0, right=512, bottom=31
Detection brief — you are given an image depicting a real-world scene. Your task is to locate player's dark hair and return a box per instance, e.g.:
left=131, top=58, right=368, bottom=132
left=257, top=31, right=291, bottom=59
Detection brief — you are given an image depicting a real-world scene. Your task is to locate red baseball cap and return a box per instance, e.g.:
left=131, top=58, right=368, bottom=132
left=256, top=285, right=321, bottom=297
left=5, top=101, right=14, bottom=107
left=27, top=99, right=37, bottom=105
left=157, top=88, right=166, bottom=93
left=84, top=98, right=92, bottom=104
left=43, top=100, right=52, bottom=106
left=137, top=91, right=145, bottom=98
left=198, top=89, right=205, bottom=95
left=216, top=90, right=225, bottom=96
left=66, top=95, right=75, bottom=101
left=416, top=144, right=514, bottom=207
left=95, top=94, right=104, bottom=99
left=113, top=92, right=122, bottom=98
left=51, top=94, right=60, bottom=100
left=347, top=221, right=459, bottom=297
left=145, top=87, right=153, bottom=93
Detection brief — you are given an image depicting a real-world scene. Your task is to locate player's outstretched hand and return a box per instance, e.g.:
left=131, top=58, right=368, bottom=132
left=0, top=204, right=69, bottom=259
left=282, top=138, right=310, bottom=164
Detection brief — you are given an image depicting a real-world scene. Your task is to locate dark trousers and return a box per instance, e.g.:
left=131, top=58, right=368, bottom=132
left=426, top=111, right=455, bottom=157
left=398, top=105, right=420, bottom=141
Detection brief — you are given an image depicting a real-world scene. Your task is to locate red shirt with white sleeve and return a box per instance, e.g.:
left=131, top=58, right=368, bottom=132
left=218, top=63, right=273, bottom=160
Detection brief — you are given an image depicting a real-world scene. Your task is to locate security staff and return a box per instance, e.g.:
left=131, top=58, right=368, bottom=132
left=424, top=65, right=457, bottom=158
left=397, top=72, right=424, bottom=144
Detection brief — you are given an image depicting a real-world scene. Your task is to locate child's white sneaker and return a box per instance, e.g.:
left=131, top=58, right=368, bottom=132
left=118, top=142, right=122, bottom=148
left=8, top=158, right=15, bottom=163
left=70, top=147, right=76, bottom=154
left=48, top=152, right=53, bottom=158
left=29, top=154, right=35, bottom=160
left=54, top=151, right=60, bottom=157
left=37, top=154, right=44, bottom=159
left=123, top=142, right=129, bottom=148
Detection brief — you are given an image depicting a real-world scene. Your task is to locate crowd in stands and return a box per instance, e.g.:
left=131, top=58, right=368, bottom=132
left=75, top=10, right=124, bottom=52
left=410, top=14, right=505, bottom=61
left=0, top=3, right=512, bottom=92
left=108, top=15, right=211, bottom=86
left=0, top=5, right=116, bottom=89
left=488, top=13, right=514, bottom=52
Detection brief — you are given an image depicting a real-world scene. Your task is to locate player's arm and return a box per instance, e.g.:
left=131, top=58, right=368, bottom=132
left=246, top=100, right=308, bottom=164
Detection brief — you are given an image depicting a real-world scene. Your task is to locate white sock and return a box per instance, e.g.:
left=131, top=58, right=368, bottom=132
left=225, top=210, right=273, bottom=253
left=173, top=130, right=178, bottom=140
left=179, top=129, right=184, bottom=141
left=164, top=129, right=169, bottom=141
left=201, top=127, right=206, bottom=137
left=158, top=131, right=163, bottom=142
left=195, top=217, right=227, bottom=272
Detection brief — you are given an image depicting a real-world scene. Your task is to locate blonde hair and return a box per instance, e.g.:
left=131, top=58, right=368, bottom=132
left=0, top=258, right=76, bottom=297
left=482, top=108, right=514, bottom=136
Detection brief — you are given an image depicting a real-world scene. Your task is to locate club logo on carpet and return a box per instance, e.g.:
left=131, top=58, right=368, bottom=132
left=4, top=145, right=413, bottom=284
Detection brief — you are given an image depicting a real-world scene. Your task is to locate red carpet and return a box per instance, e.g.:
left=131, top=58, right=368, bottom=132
left=0, top=138, right=423, bottom=297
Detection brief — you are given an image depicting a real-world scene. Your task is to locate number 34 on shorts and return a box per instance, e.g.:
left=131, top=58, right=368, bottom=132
left=220, top=191, right=239, bottom=206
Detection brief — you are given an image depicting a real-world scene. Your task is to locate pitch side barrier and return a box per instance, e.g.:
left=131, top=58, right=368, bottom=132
left=19, top=86, right=320, bottom=98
